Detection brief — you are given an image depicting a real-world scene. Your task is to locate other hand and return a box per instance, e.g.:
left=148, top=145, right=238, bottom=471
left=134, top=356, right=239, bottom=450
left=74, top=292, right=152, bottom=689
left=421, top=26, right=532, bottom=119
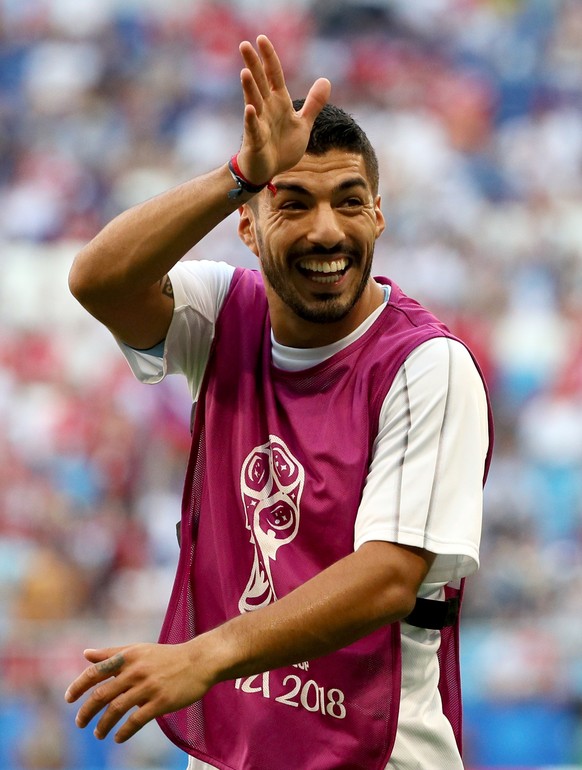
left=64, top=642, right=212, bottom=743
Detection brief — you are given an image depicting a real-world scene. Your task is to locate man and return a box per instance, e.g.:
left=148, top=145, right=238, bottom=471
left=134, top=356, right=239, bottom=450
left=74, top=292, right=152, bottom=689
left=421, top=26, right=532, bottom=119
left=65, top=35, right=492, bottom=769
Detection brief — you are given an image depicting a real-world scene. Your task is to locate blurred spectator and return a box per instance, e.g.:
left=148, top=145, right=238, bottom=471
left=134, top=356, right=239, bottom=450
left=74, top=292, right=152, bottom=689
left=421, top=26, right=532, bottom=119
left=16, top=684, right=70, bottom=770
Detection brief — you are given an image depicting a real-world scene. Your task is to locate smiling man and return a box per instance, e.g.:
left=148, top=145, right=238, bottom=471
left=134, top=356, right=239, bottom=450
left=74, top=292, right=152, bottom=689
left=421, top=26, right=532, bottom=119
left=240, top=124, right=385, bottom=345
left=65, top=36, right=493, bottom=770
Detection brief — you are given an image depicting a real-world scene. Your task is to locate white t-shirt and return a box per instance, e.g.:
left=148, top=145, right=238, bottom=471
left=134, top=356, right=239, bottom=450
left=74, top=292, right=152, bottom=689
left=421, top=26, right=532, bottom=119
left=119, top=259, right=490, bottom=770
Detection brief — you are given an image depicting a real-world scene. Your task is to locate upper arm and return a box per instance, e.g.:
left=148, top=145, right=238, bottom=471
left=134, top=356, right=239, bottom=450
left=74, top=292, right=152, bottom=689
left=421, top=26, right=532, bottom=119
left=113, top=261, right=237, bottom=396
left=68, top=268, right=176, bottom=350
left=355, top=337, right=489, bottom=583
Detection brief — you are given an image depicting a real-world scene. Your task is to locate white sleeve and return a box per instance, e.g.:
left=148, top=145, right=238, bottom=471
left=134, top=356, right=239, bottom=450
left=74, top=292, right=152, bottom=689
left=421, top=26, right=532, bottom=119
left=354, top=337, right=490, bottom=584
left=117, top=260, right=236, bottom=400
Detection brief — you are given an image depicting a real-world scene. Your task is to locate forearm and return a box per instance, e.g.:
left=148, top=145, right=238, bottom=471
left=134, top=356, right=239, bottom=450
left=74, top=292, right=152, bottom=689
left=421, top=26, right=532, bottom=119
left=68, top=36, right=331, bottom=348
left=69, top=164, right=245, bottom=303
left=198, top=541, right=432, bottom=685
left=64, top=542, right=433, bottom=744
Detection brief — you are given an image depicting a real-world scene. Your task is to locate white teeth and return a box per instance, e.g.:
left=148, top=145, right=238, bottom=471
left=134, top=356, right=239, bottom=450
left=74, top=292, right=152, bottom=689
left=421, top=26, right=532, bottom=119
left=298, top=258, right=349, bottom=274
left=312, top=274, right=342, bottom=284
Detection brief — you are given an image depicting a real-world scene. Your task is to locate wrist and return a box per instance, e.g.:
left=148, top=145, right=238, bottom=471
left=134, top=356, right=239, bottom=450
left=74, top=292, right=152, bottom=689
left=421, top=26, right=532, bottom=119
left=227, top=153, right=277, bottom=200
left=186, top=624, right=245, bottom=687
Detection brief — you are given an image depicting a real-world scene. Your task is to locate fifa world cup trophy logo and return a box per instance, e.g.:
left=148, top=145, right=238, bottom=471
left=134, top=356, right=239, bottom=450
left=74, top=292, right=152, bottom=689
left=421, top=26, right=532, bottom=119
left=238, top=436, right=304, bottom=613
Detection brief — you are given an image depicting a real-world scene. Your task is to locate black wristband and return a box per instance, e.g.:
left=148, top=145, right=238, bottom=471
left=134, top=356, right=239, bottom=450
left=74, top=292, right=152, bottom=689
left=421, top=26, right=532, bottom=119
left=227, top=157, right=267, bottom=199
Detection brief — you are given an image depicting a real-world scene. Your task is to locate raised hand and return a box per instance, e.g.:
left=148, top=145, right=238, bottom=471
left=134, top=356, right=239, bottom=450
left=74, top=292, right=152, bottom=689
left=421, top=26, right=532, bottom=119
left=237, top=35, right=331, bottom=186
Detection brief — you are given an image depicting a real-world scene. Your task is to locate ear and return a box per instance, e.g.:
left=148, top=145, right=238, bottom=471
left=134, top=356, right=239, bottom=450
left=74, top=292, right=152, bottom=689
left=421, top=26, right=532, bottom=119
left=374, top=195, right=386, bottom=239
left=238, top=204, right=260, bottom=257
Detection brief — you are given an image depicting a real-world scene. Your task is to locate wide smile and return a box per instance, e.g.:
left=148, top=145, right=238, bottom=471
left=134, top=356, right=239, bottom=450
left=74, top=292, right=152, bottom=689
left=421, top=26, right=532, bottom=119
left=296, top=257, right=351, bottom=285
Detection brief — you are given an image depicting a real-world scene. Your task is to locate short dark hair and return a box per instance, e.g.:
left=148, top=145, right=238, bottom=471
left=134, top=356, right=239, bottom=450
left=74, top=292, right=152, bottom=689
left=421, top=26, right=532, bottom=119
left=293, top=99, right=379, bottom=194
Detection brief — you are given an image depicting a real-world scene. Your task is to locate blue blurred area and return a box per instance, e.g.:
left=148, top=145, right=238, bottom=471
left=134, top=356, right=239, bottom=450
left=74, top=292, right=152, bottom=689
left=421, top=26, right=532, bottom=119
left=0, top=689, right=186, bottom=770
left=465, top=699, right=579, bottom=766
left=1, top=0, right=582, bottom=767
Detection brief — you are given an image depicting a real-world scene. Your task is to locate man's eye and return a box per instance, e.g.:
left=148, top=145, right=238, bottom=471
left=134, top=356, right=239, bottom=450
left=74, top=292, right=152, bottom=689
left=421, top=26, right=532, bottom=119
left=280, top=201, right=307, bottom=211
left=342, top=197, right=364, bottom=208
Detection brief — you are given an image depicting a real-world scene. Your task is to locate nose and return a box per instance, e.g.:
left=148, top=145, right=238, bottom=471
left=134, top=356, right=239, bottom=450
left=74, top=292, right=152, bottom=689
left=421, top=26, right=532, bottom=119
left=306, top=204, right=345, bottom=249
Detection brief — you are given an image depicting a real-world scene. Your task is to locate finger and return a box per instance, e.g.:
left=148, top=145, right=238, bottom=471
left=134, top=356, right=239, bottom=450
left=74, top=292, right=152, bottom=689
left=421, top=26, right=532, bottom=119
left=114, top=701, right=159, bottom=744
left=240, top=68, right=264, bottom=115
left=94, top=651, right=126, bottom=676
left=256, top=35, right=286, bottom=92
left=74, top=671, right=131, bottom=729
left=83, top=647, right=118, bottom=663
left=299, top=78, right=332, bottom=126
left=242, top=103, right=261, bottom=144
left=93, top=689, right=140, bottom=739
left=239, top=41, right=270, bottom=99
left=65, top=650, right=126, bottom=703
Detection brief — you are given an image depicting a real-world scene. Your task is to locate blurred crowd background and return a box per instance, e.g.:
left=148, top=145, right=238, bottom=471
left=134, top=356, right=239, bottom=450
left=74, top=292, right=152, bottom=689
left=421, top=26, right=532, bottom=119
left=1, top=0, right=582, bottom=767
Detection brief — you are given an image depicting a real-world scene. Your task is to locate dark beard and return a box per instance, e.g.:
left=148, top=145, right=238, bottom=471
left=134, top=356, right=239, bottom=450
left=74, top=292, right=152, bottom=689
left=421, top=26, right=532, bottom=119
left=276, top=278, right=371, bottom=324
left=258, top=240, right=374, bottom=325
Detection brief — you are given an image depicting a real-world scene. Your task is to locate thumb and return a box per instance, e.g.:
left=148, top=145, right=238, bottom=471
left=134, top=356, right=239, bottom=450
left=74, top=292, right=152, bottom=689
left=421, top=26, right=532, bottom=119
left=299, top=78, right=331, bottom=125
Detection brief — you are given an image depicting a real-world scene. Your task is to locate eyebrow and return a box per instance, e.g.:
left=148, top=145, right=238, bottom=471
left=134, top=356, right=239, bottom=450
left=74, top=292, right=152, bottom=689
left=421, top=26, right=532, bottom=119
left=274, top=177, right=370, bottom=197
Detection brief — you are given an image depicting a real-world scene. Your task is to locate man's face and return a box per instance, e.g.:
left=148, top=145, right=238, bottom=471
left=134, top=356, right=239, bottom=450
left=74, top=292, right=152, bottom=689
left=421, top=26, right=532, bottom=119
left=239, top=149, right=385, bottom=342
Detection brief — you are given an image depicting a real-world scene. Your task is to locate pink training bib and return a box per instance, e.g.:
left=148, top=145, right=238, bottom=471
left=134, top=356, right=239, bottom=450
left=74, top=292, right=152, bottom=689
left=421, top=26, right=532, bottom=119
left=156, top=269, right=493, bottom=769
